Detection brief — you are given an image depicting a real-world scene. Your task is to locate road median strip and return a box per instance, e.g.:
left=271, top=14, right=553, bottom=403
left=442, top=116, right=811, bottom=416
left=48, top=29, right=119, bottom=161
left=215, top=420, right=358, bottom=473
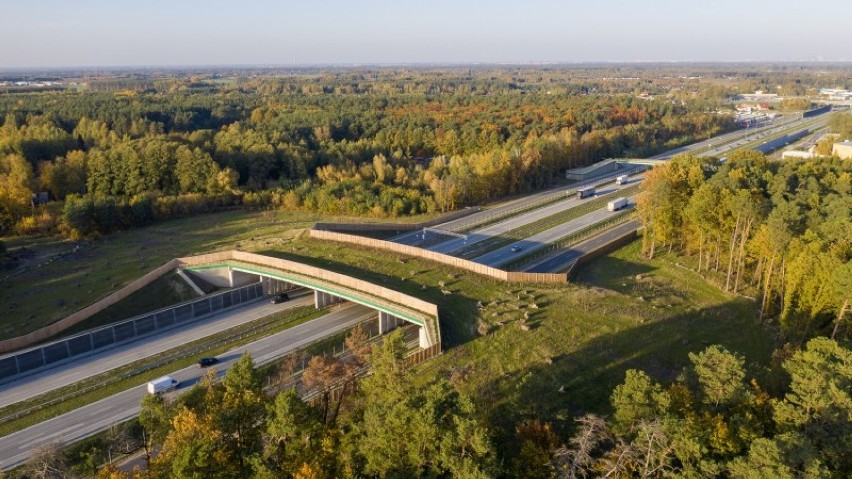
left=457, top=184, right=640, bottom=259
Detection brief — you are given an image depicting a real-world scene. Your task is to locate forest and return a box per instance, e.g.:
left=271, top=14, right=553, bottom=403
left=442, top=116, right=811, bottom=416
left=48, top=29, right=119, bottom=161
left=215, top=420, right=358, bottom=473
left=3, top=66, right=851, bottom=478
left=0, top=67, right=738, bottom=237
left=637, top=152, right=852, bottom=343
left=19, top=330, right=851, bottom=479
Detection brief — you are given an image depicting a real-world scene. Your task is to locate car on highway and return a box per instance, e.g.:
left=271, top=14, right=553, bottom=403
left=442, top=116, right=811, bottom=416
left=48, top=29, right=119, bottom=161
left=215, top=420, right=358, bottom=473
left=197, top=357, right=218, bottom=368
left=270, top=293, right=290, bottom=304
left=511, top=246, right=522, bottom=253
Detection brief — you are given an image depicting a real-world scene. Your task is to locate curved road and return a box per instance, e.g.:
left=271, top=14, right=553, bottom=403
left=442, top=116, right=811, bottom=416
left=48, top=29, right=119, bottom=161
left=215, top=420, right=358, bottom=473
left=0, top=303, right=376, bottom=471
left=524, top=220, right=642, bottom=273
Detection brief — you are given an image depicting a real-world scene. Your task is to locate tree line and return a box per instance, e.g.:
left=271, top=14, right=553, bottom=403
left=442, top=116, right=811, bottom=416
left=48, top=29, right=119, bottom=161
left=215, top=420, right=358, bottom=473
left=57, top=328, right=493, bottom=479
left=0, top=70, right=735, bottom=237
left=637, top=152, right=851, bottom=343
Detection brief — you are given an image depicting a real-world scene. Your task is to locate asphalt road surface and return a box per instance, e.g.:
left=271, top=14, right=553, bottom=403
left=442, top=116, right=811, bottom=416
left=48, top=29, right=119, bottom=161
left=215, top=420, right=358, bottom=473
left=648, top=114, right=801, bottom=160
left=651, top=111, right=831, bottom=161
left=699, top=115, right=831, bottom=158
left=0, top=303, right=376, bottom=471
left=391, top=168, right=639, bottom=247
left=474, top=198, right=637, bottom=268
left=524, top=220, right=642, bottom=273
left=428, top=175, right=643, bottom=255
left=0, top=293, right=314, bottom=409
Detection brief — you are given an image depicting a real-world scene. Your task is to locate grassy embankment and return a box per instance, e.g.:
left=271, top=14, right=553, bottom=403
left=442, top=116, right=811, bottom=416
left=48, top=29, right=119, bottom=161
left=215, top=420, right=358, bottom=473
left=3, top=208, right=774, bottom=452
left=0, top=209, right=430, bottom=341
left=263, top=235, right=773, bottom=447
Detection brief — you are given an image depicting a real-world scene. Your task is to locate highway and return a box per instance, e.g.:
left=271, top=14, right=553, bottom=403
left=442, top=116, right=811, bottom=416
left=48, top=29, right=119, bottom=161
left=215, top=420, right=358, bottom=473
left=395, top=109, right=833, bottom=255
left=0, top=293, right=314, bottom=409
left=428, top=175, right=642, bottom=255
left=392, top=168, right=640, bottom=248
left=0, top=303, right=376, bottom=471
left=474, top=198, right=637, bottom=268
left=649, top=114, right=802, bottom=160
left=699, top=114, right=831, bottom=158
left=524, top=220, right=642, bottom=273
left=651, top=110, right=832, bottom=161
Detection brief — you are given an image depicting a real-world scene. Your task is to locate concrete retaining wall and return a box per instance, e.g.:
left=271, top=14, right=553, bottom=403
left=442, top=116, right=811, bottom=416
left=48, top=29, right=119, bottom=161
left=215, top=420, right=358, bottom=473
left=308, top=229, right=567, bottom=283
left=0, top=260, right=180, bottom=354
left=0, top=283, right=263, bottom=382
left=567, top=224, right=640, bottom=278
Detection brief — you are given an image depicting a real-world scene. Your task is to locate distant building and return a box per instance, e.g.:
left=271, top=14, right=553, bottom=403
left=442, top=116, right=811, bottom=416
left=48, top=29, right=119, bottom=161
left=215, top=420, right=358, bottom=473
left=740, top=91, right=780, bottom=102
left=832, top=141, right=852, bottom=159
left=820, top=88, right=852, bottom=101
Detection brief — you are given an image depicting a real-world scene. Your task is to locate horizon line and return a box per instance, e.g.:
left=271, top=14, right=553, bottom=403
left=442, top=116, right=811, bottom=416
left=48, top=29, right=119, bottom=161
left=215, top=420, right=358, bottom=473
left=2, top=59, right=852, bottom=73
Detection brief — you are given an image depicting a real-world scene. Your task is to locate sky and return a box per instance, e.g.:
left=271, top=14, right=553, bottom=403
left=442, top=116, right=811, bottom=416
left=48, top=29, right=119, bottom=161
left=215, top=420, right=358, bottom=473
left=0, top=0, right=849, bottom=68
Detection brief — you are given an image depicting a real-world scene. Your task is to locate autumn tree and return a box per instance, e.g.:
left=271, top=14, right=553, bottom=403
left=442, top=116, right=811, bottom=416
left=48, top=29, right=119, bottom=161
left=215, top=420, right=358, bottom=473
left=346, top=330, right=495, bottom=477
left=153, top=407, right=230, bottom=479
left=139, top=393, right=174, bottom=469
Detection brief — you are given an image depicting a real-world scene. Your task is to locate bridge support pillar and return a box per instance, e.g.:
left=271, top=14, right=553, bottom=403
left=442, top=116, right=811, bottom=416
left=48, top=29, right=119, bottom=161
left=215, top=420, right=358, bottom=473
left=378, top=311, right=401, bottom=334
left=419, top=327, right=431, bottom=349
left=314, top=291, right=343, bottom=309
left=226, top=268, right=260, bottom=288
left=262, top=277, right=296, bottom=295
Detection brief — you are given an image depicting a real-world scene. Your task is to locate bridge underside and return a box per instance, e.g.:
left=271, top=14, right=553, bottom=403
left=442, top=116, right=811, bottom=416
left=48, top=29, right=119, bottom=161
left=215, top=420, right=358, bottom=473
left=186, top=264, right=437, bottom=349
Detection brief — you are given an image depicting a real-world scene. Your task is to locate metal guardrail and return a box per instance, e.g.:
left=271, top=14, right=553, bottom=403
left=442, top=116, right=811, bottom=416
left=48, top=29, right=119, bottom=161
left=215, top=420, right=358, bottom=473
left=453, top=190, right=573, bottom=234
left=449, top=168, right=641, bottom=235
left=0, top=283, right=266, bottom=382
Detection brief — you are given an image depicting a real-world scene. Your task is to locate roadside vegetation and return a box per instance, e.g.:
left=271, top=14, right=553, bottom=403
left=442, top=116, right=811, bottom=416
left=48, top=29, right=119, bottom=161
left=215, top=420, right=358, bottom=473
left=2, top=66, right=851, bottom=478
left=0, top=208, right=375, bottom=339
left=4, top=208, right=850, bottom=477
left=636, top=151, right=851, bottom=343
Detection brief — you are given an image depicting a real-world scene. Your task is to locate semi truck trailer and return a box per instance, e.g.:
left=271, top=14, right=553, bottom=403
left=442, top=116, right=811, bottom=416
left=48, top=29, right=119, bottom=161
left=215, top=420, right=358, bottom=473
left=607, top=197, right=628, bottom=211
left=577, top=187, right=596, bottom=199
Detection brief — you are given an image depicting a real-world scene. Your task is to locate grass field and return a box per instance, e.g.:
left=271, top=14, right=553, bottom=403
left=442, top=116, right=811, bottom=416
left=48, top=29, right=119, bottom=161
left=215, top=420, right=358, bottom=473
left=3, top=208, right=775, bottom=456
left=0, top=209, right=429, bottom=341
left=59, top=271, right=200, bottom=337
left=266, top=235, right=774, bottom=449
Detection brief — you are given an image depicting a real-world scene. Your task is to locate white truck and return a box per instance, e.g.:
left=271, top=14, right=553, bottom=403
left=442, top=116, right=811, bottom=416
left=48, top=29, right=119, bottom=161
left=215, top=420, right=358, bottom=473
left=615, top=174, right=629, bottom=185
left=607, top=197, right=628, bottom=212
left=577, top=186, right=596, bottom=199
left=147, top=375, right=179, bottom=395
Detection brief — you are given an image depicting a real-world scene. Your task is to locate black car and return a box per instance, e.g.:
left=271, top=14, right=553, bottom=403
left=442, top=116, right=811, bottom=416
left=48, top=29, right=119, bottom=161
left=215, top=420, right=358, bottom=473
left=197, top=357, right=218, bottom=368
left=270, top=293, right=290, bottom=304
